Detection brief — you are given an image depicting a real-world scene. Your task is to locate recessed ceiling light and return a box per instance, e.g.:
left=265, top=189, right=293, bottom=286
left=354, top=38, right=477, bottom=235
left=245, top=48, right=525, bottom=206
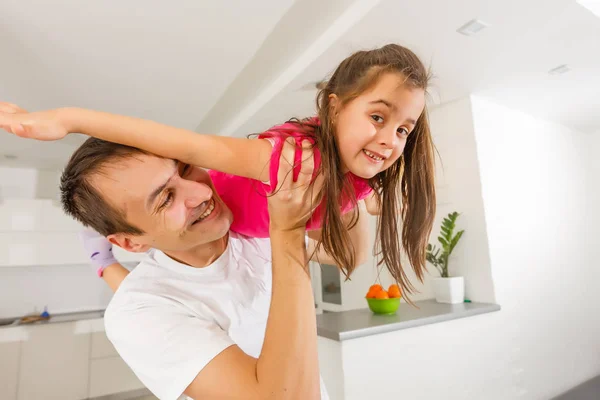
left=3, top=154, right=18, bottom=160
left=576, top=0, right=600, bottom=18
left=548, top=64, right=570, bottom=75
left=456, top=19, right=489, bottom=36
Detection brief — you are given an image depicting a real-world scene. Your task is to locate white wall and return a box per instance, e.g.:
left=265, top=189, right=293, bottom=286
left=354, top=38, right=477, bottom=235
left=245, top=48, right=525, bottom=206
left=0, top=264, right=114, bottom=318
left=428, top=98, right=495, bottom=303
left=471, top=95, right=600, bottom=397
left=588, top=131, right=600, bottom=226
left=0, top=168, right=142, bottom=318
left=337, top=213, right=435, bottom=311
left=337, top=97, right=495, bottom=308
left=320, top=96, right=600, bottom=400
left=35, top=169, right=62, bottom=200
left=0, top=167, right=38, bottom=199
left=0, top=167, right=61, bottom=200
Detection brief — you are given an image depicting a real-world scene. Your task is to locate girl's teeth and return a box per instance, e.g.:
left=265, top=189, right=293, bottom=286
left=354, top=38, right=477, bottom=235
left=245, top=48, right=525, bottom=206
left=364, top=150, right=383, bottom=161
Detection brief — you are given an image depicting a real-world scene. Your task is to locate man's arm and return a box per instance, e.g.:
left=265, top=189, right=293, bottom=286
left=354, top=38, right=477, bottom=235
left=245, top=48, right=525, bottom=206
left=184, top=138, right=322, bottom=399
left=185, top=228, right=318, bottom=399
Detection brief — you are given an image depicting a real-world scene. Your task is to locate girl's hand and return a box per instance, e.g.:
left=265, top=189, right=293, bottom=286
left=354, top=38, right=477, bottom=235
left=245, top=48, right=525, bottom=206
left=268, top=138, right=323, bottom=232
left=0, top=102, right=69, bottom=141
left=80, top=228, right=118, bottom=277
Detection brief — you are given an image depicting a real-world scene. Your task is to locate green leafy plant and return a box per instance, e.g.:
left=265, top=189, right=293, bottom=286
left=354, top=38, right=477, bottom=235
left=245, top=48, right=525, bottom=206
left=426, top=212, right=464, bottom=278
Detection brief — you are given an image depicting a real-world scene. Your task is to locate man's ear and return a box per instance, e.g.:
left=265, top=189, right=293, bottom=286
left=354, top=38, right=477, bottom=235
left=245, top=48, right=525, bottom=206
left=107, top=233, right=151, bottom=253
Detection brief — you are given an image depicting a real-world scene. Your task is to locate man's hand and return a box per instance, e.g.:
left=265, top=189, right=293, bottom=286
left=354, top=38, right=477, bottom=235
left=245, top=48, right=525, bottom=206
left=0, top=102, right=69, bottom=141
left=267, top=137, right=323, bottom=232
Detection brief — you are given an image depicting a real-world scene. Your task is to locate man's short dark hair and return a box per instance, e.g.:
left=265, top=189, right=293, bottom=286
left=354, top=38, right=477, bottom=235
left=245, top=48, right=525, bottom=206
left=60, top=137, right=148, bottom=236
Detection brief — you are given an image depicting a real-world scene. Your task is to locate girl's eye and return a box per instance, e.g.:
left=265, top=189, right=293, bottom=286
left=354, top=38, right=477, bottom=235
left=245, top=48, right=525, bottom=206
left=159, top=192, right=173, bottom=210
left=397, top=127, right=409, bottom=136
left=371, top=115, right=384, bottom=123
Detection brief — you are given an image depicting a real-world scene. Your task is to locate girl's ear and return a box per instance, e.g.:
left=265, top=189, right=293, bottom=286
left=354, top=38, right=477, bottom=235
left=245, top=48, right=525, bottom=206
left=328, top=94, right=340, bottom=120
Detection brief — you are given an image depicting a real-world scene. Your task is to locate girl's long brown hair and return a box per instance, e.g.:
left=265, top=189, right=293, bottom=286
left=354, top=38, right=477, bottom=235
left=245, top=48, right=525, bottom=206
left=291, top=44, right=436, bottom=300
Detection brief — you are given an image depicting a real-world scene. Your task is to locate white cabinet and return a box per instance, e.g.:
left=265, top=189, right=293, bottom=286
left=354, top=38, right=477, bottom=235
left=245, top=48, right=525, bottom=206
left=1, top=322, right=146, bottom=400
left=0, top=198, right=145, bottom=267
left=17, top=323, right=90, bottom=400
left=88, top=331, right=145, bottom=398
left=90, top=331, right=118, bottom=359
left=0, top=341, right=21, bottom=400
left=0, top=232, right=87, bottom=266
left=89, top=357, right=145, bottom=398
left=0, top=199, right=80, bottom=232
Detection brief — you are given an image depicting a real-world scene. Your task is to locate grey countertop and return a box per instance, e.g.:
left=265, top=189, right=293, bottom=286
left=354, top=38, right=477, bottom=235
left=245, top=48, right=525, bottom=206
left=316, top=299, right=501, bottom=341
left=2, top=301, right=501, bottom=343
left=0, top=309, right=105, bottom=329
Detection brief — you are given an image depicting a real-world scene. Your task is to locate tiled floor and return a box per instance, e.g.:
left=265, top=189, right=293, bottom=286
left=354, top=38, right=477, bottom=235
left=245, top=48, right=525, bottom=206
left=128, top=377, right=600, bottom=400
left=552, top=375, right=600, bottom=400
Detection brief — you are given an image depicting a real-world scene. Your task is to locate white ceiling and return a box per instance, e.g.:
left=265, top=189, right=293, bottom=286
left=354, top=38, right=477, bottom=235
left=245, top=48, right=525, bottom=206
left=0, top=0, right=296, bottom=168
left=235, top=0, right=600, bottom=135
left=1, top=0, right=599, bottom=170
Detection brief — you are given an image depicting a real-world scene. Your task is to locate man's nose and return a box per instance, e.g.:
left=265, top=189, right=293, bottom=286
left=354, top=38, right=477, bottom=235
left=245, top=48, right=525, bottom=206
left=183, top=181, right=213, bottom=209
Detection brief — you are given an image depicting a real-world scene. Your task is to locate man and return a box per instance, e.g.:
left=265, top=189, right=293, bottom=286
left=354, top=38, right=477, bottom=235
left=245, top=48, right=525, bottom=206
left=61, top=131, right=370, bottom=399
left=0, top=102, right=369, bottom=399
left=52, top=135, right=327, bottom=400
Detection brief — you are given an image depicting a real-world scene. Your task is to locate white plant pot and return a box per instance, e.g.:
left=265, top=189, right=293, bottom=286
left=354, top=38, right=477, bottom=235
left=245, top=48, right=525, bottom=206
left=432, top=277, right=464, bottom=304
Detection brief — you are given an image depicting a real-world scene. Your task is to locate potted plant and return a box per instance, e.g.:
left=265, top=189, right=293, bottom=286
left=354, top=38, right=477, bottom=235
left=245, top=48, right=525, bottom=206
left=426, top=211, right=465, bottom=304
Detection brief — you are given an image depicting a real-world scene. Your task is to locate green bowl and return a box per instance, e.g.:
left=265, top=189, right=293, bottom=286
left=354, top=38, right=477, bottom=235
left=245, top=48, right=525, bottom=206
left=366, top=297, right=401, bottom=315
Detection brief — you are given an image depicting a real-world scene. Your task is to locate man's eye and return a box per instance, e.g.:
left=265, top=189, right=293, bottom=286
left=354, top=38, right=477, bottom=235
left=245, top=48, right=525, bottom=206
left=159, top=193, right=173, bottom=210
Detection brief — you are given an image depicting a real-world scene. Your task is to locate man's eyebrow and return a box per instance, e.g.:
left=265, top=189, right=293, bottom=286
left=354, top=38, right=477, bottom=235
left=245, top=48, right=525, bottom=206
left=146, top=160, right=178, bottom=210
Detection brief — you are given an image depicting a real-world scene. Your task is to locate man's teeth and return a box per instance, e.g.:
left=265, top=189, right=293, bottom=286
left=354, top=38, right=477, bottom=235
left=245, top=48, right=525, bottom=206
left=196, top=199, right=215, bottom=222
left=363, top=150, right=384, bottom=161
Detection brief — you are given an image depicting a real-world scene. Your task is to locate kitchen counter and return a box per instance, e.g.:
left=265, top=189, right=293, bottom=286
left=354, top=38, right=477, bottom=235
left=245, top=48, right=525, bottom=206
left=0, top=309, right=106, bottom=342
left=0, top=309, right=105, bottom=327
left=316, top=299, right=500, bottom=341
left=2, top=301, right=501, bottom=343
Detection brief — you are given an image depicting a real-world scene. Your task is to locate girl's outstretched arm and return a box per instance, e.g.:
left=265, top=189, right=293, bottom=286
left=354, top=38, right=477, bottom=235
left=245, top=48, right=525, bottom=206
left=0, top=103, right=273, bottom=181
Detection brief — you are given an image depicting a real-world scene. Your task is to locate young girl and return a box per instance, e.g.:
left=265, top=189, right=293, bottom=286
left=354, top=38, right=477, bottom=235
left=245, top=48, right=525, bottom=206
left=0, top=43, right=436, bottom=297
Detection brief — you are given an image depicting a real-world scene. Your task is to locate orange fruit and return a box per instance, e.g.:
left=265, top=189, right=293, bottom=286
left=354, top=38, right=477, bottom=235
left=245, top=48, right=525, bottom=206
left=388, top=284, right=401, bottom=298
left=375, top=290, right=389, bottom=299
left=370, top=284, right=383, bottom=292
left=366, top=284, right=384, bottom=298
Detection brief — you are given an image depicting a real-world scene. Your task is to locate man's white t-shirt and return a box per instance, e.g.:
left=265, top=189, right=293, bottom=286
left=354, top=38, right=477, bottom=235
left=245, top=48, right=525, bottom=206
left=104, top=232, right=329, bottom=400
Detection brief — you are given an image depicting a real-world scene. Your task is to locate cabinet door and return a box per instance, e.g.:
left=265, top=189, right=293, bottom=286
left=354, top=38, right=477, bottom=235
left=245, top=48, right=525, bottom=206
left=89, top=357, right=145, bottom=398
left=18, top=323, right=90, bottom=400
left=0, top=341, right=21, bottom=400
left=88, top=331, right=145, bottom=397
left=90, top=331, right=118, bottom=359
